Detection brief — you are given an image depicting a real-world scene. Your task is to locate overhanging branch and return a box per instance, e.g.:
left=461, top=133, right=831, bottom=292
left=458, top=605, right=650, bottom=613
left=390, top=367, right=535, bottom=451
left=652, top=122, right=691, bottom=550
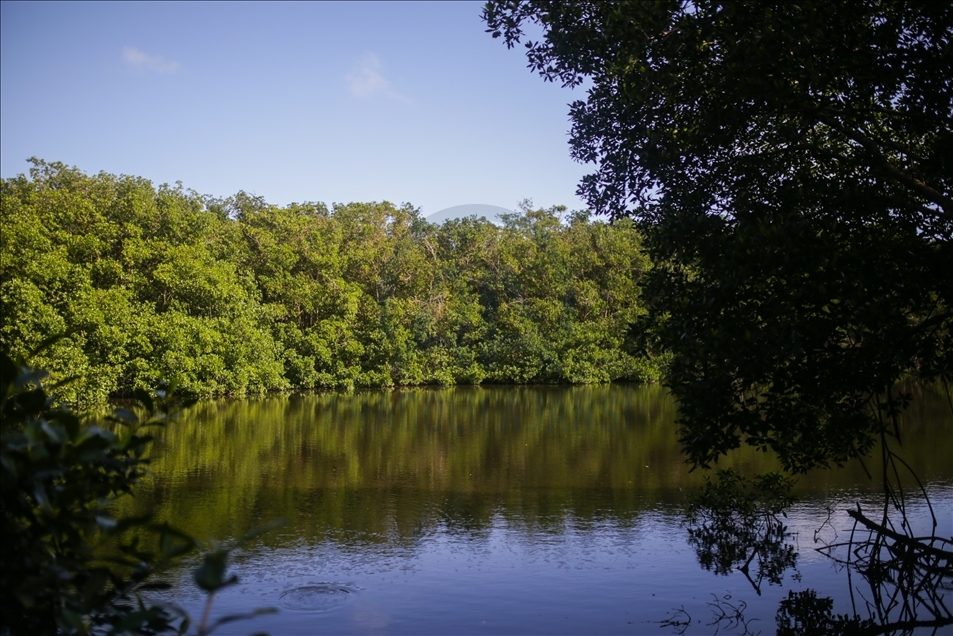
left=815, top=111, right=953, bottom=222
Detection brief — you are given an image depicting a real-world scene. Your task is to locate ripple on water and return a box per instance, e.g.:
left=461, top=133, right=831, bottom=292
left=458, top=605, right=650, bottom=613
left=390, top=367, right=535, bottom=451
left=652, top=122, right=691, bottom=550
left=278, top=584, right=355, bottom=611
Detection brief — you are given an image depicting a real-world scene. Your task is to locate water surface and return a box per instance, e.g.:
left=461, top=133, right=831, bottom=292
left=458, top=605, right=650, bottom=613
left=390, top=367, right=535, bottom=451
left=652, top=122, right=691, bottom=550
left=129, top=384, right=952, bottom=634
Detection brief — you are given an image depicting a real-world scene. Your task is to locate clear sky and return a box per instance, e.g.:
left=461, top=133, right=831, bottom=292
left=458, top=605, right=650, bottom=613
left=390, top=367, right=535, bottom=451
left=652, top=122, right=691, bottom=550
left=0, top=1, right=591, bottom=216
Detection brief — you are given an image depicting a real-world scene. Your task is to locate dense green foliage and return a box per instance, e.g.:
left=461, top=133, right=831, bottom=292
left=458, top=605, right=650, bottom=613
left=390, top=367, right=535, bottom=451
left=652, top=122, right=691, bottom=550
left=484, top=0, right=952, bottom=473
left=1, top=159, right=661, bottom=404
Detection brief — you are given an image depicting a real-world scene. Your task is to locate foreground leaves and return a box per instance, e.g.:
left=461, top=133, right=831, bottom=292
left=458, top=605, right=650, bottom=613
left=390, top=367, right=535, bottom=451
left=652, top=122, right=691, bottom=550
left=0, top=350, right=276, bottom=635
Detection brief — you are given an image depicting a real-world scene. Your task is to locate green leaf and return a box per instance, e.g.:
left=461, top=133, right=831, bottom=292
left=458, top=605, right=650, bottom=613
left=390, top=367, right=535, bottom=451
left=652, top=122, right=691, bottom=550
left=133, top=388, right=155, bottom=412
left=111, top=408, right=140, bottom=425
left=193, top=550, right=232, bottom=592
left=33, top=481, right=52, bottom=511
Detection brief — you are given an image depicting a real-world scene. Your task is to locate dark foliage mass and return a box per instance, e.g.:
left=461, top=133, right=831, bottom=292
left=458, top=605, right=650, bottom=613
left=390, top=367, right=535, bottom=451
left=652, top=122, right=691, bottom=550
left=0, top=350, right=186, bottom=634
left=484, top=0, right=952, bottom=473
left=1, top=159, right=663, bottom=405
left=0, top=350, right=271, bottom=635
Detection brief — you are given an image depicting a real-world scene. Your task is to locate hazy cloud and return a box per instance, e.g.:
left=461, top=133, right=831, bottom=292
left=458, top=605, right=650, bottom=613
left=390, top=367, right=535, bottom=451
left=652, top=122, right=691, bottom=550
left=346, top=52, right=409, bottom=103
left=122, top=46, right=180, bottom=74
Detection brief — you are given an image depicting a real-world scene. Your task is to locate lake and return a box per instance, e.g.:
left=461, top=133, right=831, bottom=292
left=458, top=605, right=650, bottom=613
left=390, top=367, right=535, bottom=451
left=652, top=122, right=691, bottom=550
left=125, top=384, right=953, bottom=634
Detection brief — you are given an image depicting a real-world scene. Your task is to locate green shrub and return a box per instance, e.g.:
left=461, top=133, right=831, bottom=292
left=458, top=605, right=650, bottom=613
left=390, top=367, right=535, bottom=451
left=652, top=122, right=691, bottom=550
left=0, top=349, right=273, bottom=635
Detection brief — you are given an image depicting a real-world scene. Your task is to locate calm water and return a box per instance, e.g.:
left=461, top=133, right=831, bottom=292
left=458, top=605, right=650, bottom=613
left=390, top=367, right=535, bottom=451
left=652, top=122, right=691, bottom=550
left=126, top=385, right=953, bottom=634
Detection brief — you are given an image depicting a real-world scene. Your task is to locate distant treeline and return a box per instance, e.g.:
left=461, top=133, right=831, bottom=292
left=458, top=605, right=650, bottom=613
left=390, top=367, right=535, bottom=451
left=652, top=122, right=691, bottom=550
left=1, top=159, right=663, bottom=404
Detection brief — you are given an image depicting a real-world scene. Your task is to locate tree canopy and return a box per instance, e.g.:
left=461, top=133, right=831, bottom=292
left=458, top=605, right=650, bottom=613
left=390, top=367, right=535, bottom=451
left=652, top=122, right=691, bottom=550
left=484, top=0, right=952, bottom=472
left=1, top=160, right=662, bottom=404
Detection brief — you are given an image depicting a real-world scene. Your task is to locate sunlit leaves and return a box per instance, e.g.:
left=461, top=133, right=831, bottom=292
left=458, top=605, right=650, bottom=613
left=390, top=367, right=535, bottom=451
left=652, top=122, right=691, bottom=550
left=2, top=162, right=663, bottom=400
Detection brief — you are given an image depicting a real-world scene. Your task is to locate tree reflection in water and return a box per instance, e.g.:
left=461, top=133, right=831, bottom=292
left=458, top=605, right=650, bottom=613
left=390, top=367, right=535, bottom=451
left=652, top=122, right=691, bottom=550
left=680, top=455, right=952, bottom=635
left=660, top=594, right=762, bottom=636
left=685, top=469, right=799, bottom=595
left=807, top=435, right=953, bottom=635
left=126, top=386, right=950, bottom=634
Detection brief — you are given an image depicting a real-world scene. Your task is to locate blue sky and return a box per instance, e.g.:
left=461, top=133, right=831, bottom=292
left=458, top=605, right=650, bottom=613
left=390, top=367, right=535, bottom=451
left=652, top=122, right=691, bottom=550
left=0, top=1, right=590, bottom=216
